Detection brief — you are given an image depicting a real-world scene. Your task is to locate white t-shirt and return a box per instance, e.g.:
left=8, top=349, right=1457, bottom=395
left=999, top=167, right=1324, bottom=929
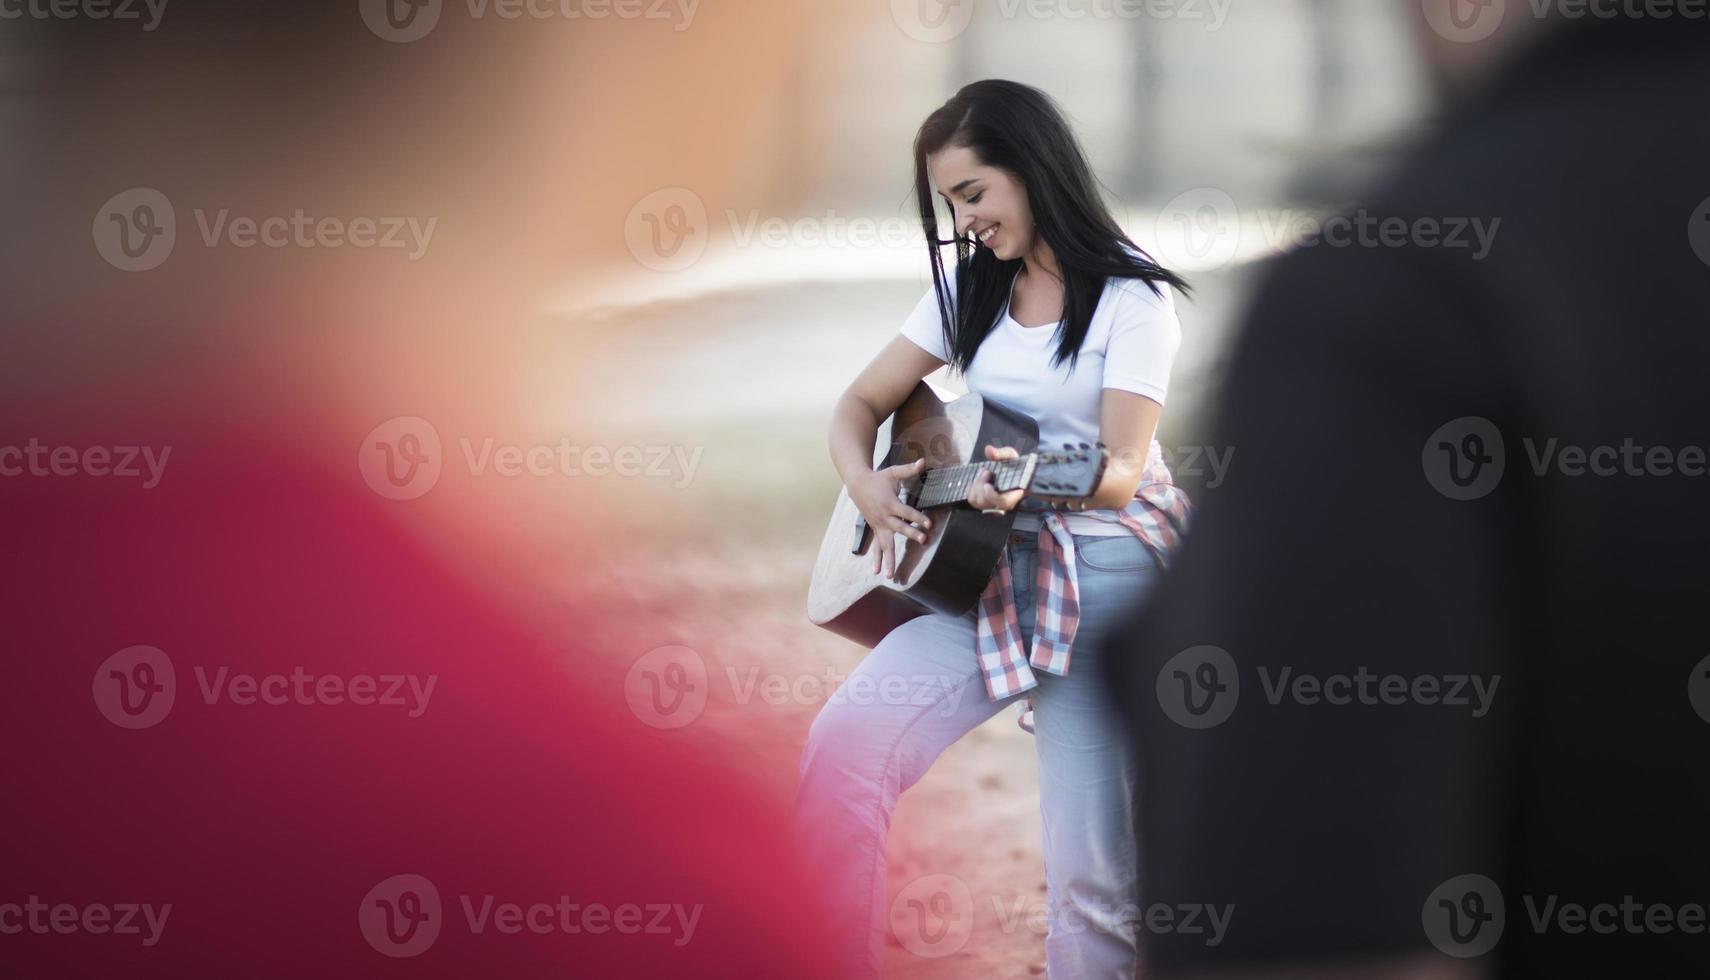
left=897, top=258, right=1182, bottom=535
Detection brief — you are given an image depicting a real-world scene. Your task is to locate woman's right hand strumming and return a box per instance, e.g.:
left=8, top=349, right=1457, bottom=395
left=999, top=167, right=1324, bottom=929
left=849, top=458, right=932, bottom=582
left=827, top=333, right=950, bottom=583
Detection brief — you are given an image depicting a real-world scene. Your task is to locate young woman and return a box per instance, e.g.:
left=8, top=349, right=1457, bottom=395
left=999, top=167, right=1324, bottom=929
left=793, top=79, right=1193, bottom=980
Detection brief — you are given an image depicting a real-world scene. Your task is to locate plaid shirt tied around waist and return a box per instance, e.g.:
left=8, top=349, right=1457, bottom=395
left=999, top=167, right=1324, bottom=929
left=973, top=454, right=1192, bottom=724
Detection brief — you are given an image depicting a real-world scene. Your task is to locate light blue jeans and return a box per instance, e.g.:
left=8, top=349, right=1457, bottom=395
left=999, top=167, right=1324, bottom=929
left=793, top=531, right=1162, bottom=980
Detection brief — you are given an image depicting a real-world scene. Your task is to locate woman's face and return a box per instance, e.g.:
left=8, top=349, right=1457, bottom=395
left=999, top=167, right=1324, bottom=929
left=927, top=144, right=1033, bottom=262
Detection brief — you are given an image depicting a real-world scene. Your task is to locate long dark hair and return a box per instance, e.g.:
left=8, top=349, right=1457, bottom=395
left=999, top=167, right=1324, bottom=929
left=912, top=79, right=1190, bottom=374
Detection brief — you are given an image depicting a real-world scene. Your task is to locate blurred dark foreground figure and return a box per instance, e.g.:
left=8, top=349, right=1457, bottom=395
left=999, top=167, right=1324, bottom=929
left=1103, top=12, right=1710, bottom=980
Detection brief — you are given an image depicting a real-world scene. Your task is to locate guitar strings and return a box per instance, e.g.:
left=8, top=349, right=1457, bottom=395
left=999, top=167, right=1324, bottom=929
left=908, top=457, right=1030, bottom=507
left=900, top=445, right=1099, bottom=507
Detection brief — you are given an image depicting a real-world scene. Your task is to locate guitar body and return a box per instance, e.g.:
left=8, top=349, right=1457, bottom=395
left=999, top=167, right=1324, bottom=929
left=807, top=380, right=1042, bottom=649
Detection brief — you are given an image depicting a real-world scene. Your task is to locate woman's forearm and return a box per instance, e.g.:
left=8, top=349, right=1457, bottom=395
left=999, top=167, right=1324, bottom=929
left=828, top=391, right=882, bottom=488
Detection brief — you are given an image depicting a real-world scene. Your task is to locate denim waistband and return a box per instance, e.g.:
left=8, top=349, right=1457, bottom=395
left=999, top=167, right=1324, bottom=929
left=1009, top=528, right=1139, bottom=547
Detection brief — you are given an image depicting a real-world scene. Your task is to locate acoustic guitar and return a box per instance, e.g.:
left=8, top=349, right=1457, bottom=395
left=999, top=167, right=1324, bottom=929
left=807, top=379, right=1108, bottom=648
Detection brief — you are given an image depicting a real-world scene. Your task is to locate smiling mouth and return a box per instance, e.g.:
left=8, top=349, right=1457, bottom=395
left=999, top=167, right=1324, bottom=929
left=975, top=224, right=999, bottom=246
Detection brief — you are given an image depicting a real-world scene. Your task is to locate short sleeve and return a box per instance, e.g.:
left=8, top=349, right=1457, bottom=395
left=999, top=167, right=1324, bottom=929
left=898, top=268, right=954, bottom=363
left=1102, top=280, right=1182, bottom=404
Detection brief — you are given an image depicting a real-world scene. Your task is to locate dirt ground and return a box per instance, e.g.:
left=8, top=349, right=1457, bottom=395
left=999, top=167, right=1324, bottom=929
left=585, top=525, right=1049, bottom=978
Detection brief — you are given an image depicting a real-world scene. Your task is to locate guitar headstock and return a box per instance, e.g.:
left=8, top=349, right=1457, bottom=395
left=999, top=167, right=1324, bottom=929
left=1026, top=441, right=1108, bottom=499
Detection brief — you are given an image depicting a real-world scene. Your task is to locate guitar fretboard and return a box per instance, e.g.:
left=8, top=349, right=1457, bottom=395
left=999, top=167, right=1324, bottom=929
left=911, top=458, right=1033, bottom=509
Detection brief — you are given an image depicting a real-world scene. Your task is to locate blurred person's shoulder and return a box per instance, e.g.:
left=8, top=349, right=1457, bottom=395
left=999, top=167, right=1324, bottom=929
left=1377, top=19, right=1709, bottom=253
left=1402, top=24, right=1704, bottom=215
left=1234, top=20, right=1710, bottom=353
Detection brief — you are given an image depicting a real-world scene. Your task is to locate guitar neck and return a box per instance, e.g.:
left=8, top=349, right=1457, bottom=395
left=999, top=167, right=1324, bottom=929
left=911, top=456, right=1040, bottom=509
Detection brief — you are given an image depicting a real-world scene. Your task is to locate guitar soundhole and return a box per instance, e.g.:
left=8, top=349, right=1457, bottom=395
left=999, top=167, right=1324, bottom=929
left=898, top=433, right=953, bottom=465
